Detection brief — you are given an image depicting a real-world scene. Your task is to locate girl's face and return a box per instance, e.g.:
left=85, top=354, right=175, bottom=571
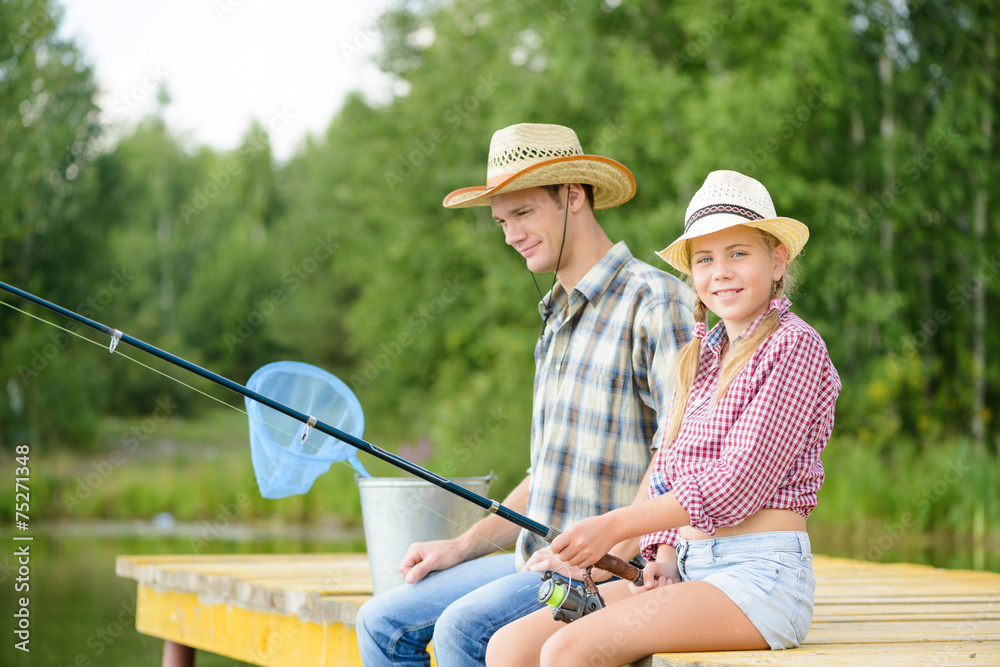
left=690, top=225, right=788, bottom=340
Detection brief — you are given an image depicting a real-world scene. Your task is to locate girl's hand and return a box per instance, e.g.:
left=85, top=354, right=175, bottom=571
left=628, top=561, right=679, bottom=594
left=550, top=514, right=618, bottom=568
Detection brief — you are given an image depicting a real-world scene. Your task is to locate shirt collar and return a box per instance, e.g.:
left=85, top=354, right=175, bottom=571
left=743, top=295, right=792, bottom=338
left=538, top=241, right=633, bottom=320
left=701, top=295, right=792, bottom=352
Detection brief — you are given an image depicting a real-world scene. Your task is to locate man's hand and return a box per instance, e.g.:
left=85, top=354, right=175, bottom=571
left=523, top=546, right=614, bottom=582
left=396, top=475, right=530, bottom=585
left=398, top=538, right=466, bottom=584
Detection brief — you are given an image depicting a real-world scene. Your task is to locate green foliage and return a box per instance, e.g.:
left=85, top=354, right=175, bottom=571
left=0, top=0, right=104, bottom=447
left=814, top=434, right=1000, bottom=560
left=0, top=409, right=368, bottom=525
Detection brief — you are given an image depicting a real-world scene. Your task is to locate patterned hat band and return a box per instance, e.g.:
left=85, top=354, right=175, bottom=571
left=487, top=144, right=583, bottom=173
left=685, top=203, right=765, bottom=232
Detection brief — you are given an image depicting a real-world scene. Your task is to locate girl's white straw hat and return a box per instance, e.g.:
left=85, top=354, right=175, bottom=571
left=657, top=170, right=810, bottom=274
left=442, top=123, right=636, bottom=209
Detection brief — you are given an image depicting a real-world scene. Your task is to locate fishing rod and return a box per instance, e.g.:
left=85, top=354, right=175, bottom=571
left=0, top=280, right=643, bottom=597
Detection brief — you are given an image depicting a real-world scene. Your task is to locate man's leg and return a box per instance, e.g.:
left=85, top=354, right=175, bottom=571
left=431, top=566, right=548, bottom=667
left=355, top=553, right=516, bottom=667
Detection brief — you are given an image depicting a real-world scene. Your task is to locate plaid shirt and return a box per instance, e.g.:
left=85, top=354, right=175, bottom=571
left=516, top=242, right=694, bottom=568
left=640, top=297, right=841, bottom=560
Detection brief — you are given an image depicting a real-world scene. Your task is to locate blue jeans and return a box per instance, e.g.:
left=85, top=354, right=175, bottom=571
left=355, top=553, right=546, bottom=666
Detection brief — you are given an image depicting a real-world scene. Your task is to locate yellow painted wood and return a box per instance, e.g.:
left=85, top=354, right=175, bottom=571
left=122, top=554, right=438, bottom=666
left=135, top=585, right=362, bottom=666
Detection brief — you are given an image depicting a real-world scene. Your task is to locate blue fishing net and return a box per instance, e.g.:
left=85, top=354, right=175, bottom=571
left=245, top=361, right=369, bottom=499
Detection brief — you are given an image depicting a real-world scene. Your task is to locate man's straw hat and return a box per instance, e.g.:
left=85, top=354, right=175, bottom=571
left=657, top=170, right=809, bottom=274
left=442, top=123, right=636, bottom=209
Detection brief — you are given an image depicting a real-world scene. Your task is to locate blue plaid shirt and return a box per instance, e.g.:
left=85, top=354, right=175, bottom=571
left=516, top=242, right=694, bottom=568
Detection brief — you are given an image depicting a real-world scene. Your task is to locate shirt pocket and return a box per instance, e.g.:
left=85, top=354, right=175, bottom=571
left=564, top=363, right=625, bottom=449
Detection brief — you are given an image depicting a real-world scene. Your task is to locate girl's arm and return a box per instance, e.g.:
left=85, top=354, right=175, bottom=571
left=550, top=491, right=689, bottom=568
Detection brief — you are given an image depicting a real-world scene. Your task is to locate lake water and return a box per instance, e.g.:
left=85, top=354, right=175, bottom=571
left=1, top=522, right=995, bottom=666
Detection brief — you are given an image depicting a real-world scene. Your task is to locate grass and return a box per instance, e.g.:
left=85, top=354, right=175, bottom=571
left=5, top=408, right=367, bottom=527
left=815, top=436, right=999, bottom=534
left=811, top=435, right=999, bottom=571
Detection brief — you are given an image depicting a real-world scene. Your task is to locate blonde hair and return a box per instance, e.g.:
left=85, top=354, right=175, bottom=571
left=663, top=228, right=797, bottom=445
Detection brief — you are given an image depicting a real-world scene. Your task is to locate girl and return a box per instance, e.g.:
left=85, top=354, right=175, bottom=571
left=486, top=170, right=841, bottom=667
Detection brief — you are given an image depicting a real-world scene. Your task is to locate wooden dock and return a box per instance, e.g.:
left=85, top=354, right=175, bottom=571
left=116, top=553, right=1000, bottom=666
left=116, top=553, right=374, bottom=666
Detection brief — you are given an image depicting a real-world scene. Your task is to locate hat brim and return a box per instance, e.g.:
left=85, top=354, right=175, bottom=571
left=656, top=215, right=809, bottom=274
left=442, top=155, right=636, bottom=210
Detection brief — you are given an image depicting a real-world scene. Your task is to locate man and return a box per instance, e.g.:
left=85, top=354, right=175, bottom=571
left=355, top=123, right=694, bottom=666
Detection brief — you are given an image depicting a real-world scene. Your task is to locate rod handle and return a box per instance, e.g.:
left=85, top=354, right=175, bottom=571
left=594, top=554, right=644, bottom=586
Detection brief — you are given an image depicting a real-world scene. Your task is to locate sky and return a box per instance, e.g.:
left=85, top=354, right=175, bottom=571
left=57, top=0, right=398, bottom=161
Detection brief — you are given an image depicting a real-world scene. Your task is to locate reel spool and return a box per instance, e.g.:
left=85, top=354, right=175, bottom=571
left=537, top=570, right=605, bottom=623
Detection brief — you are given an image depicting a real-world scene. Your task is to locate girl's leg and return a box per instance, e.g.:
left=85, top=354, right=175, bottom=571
left=486, top=580, right=639, bottom=667
left=486, top=603, right=565, bottom=667
left=538, top=580, right=768, bottom=667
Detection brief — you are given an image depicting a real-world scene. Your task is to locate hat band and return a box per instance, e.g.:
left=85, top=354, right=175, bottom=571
left=488, top=145, right=583, bottom=171
left=685, top=203, right=764, bottom=232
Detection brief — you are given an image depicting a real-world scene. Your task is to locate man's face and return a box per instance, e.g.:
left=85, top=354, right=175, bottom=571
left=491, top=186, right=567, bottom=274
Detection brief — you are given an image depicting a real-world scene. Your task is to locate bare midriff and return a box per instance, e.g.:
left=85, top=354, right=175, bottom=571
left=678, top=508, right=806, bottom=541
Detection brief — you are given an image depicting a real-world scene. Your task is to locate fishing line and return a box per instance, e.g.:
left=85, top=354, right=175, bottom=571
left=1, top=281, right=640, bottom=581
left=0, top=295, right=513, bottom=555
left=1, top=296, right=297, bottom=439
left=552, top=564, right=576, bottom=617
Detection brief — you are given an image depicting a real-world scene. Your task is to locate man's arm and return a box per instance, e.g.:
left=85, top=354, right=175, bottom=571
left=399, top=475, right=530, bottom=583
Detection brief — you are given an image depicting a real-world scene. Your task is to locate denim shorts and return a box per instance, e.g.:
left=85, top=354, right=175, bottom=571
left=675, top=531, right=815, bottom=650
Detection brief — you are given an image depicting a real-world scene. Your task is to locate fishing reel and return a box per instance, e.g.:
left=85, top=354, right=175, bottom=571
left=537, top=569, right=605, bottom=623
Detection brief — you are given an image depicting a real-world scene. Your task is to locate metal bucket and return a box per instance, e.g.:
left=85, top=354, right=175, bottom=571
left=356, top=474, right=495, bottom=596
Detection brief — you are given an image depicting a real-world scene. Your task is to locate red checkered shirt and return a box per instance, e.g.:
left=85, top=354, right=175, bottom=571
left=640, top=297, right=841, bottom=560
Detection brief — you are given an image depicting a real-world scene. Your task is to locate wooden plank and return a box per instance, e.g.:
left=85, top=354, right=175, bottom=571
left=118, top=553, right=373, bottom=620
left=806, top=619, right=1000, bottom=643
left=118, top=554, right=368, bottom=577
left=133, top=584, right=437, bottom=666
left=818, top=612, right=1000, bottom=622
left=630, top=555, right=1000, bottom=667
left=636, top=641, right=998, bottom=667
left=817, top=602, right=1000, bottom=621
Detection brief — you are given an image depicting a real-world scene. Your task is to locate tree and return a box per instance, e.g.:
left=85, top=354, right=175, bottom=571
left=0, top=0, right=107, bottom=448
